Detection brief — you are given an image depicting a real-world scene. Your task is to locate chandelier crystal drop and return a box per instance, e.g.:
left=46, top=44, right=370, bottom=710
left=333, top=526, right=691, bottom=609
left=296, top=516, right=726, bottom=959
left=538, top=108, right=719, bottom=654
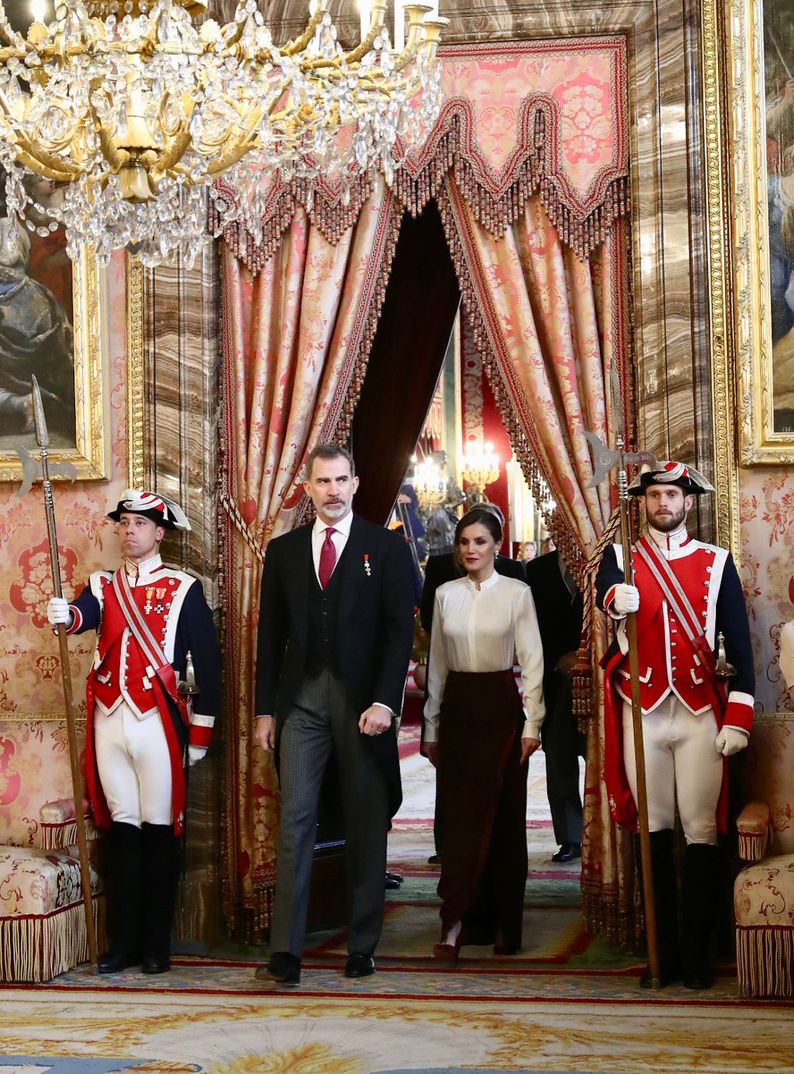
left=0, top=0, right=445, bottom=265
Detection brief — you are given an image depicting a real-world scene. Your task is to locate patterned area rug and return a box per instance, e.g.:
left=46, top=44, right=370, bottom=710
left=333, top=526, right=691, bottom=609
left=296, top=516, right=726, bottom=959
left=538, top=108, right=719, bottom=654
left=2, top=726, right=792, bottom=1074
left=1, top=986, right=793, bottom=1074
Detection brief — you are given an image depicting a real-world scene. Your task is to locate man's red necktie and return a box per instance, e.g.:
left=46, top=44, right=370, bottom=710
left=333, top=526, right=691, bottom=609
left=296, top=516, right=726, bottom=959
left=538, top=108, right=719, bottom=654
left=319, top=527, right=337, bottom=589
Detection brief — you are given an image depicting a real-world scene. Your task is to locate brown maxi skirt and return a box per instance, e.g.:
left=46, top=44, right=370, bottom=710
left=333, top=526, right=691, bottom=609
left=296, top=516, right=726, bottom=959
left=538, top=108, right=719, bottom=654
left=436, top=668, right=528, bottom=952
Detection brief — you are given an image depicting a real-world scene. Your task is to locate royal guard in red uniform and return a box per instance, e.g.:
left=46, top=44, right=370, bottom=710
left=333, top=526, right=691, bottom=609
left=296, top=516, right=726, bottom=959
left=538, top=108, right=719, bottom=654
left=45, top=491, right=220, bottom=975
left=595, top=462, right=754, bottom=989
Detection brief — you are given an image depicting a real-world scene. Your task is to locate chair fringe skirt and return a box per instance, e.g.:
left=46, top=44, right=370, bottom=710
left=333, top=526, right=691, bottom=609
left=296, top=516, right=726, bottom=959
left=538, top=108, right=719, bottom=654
left=0, top=896, right=104, bottom=983
left=736, top=925, right=794, bottom=998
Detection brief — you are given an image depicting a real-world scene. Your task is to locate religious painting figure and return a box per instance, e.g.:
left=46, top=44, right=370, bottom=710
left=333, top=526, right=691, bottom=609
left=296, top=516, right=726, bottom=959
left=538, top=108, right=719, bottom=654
left=595, top=462, right=754, bottom=989
left=0, top=217, right=75, bottom=448
left=764, top=12, right=794, bottom=428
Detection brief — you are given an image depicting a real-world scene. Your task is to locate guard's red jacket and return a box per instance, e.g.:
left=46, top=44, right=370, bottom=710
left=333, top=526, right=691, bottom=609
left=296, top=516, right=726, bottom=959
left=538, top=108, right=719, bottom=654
left=595, top=528, right=754, bottom=830
left=67, top=554, right=220, bottom=834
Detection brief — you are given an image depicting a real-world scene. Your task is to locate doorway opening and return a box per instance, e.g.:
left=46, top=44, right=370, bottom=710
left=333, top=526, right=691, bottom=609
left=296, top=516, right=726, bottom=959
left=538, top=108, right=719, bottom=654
left=348, top=201, right=587, bottom=962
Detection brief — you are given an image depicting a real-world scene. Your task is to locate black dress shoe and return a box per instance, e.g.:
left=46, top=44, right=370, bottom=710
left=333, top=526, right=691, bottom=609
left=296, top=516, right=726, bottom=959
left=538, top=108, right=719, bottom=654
left=552, top=842, right=581, bottom=863
left=427, top=854, right=441, bottom=865
left=683, top=969, right=714, bottom=990
left=142, top=956, right=171, bottom=975
left=385, top=871, right=403, bottom=890
left=641, top=961, right=681, bottom=989
left=345, top=952, right=375, bottom=978
left=255, top=952, right=301, bottom=986
left=97, top=951, right=140, bottom=974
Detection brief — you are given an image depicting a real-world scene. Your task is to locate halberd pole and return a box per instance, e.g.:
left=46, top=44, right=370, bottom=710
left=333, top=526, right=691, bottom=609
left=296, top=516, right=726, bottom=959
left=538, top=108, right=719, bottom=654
left=615, top=433, right=660, bottom=989
left=30, top=375, right=98, bottom=966
left=586, top=430, right=661, bottom=989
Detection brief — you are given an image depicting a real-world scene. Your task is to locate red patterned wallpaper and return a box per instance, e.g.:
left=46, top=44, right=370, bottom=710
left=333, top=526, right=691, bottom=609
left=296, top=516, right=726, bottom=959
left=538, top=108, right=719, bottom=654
left=0, top=254, right=128, bottom=843
left=740, top=469, right=794, bottom=713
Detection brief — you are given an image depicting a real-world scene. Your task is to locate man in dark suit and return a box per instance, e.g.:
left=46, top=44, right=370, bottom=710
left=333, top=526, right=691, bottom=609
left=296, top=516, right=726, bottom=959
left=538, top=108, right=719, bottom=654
left=254, top=443, right=415, bottom=986
left=525, top=549, right=585, bottom=863
left=419, top=503, right=526, bottom=864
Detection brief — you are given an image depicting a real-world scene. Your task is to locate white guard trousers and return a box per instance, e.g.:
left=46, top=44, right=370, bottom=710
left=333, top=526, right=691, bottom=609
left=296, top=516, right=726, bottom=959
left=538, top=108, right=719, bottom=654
left=93, top=702, right=173, bottom=827
left=621, top=695, right=722, bottom=845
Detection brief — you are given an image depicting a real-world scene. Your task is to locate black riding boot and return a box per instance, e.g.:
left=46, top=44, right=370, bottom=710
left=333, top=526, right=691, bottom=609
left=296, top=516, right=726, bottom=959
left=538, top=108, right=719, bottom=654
left=141, top=822, right=178, bottom=974
left=682, top=842, right=721, bottom=989
left=98, top=821, right=143, bottom=973
left=641, top=829, right=681, bottom=987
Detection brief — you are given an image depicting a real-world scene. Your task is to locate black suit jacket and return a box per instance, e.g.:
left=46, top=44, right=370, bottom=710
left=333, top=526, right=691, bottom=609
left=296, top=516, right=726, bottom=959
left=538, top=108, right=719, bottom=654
left=255, top=514, right=415, bottom=815
left=420, top=551, right=526, bottom=634
left=524, top=551, right=583, bottom=699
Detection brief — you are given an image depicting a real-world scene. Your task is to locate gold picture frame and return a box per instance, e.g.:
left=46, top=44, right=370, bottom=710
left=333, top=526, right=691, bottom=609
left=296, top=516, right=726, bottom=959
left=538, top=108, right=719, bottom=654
left=126, top=253, right=146, bottom=491
left=728, top=0, right=794, bottom=464
left=0, top=243, right=111, bottom=482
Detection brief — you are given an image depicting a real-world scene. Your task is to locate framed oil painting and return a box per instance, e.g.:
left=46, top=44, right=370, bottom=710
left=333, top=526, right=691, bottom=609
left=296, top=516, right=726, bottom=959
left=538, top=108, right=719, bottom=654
left=729, top=0, right=794, bottom=463
left=0, top=177, right=110, bottom=483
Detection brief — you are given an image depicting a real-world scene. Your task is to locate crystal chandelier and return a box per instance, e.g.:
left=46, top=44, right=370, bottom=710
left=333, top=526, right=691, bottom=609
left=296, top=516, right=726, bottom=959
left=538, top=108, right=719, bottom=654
left=414, top=455, right=447, bottom=511
left=0, top=0, right=444, bottom=265
left=460, top=440, right=499, bottom=499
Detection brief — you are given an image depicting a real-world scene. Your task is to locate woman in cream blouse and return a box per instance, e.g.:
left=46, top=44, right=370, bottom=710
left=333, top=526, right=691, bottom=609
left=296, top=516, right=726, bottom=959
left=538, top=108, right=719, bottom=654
left=424, top=508, right=545, bottom=961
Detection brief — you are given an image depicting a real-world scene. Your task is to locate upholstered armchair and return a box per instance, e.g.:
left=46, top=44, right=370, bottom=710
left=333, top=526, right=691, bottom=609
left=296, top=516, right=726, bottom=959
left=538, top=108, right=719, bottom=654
left=0, top=723, right=103, bottom=982
left=734, top=713, right=794, bottom=999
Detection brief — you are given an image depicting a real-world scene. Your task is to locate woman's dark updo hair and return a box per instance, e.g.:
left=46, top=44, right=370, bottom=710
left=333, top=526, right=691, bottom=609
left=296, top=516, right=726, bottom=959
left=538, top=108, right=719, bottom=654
left=454, top=508, right=503, bottom=546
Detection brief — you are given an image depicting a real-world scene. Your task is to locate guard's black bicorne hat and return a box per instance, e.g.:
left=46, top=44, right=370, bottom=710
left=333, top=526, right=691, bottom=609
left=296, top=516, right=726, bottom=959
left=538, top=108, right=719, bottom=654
left=107, top=490, right=191, bottom=531
left=628, top=461, right=715, bottom=497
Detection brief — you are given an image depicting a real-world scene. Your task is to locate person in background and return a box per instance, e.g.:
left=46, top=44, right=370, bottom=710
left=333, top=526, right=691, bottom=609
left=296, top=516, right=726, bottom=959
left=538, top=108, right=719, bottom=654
left=525, top=548, right=585, bottom=863
left=519, top=540, right=537, bottom=563
left=424, top=509, right=544, bottom=962
left=392, top=481, right=425, bottom=603
left=45, top=491, right=220, bottom=975
left=595, top=461, right=754, bottom=989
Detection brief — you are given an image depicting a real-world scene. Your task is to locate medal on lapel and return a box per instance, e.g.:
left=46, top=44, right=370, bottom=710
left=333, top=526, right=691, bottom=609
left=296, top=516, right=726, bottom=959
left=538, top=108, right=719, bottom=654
left=364, top=553, right=371, bottom=577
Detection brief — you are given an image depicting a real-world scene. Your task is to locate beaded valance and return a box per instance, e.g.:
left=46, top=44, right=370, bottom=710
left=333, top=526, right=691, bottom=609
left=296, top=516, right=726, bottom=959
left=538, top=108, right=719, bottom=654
left=213, top=36, right=629, bottom=274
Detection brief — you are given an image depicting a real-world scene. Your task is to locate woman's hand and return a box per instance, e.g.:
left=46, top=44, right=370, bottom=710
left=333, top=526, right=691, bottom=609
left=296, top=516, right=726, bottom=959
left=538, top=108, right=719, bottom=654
left=520, top=737, right=540, bottom=764
left=425, top=742, right=439, bottom=768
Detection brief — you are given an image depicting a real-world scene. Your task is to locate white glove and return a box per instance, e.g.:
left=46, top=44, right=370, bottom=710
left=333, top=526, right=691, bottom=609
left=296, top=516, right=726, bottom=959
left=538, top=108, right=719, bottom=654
left=47, top=597, right=72, bottom=626
left=715, top=727, right=749, bottom=757
left=188, top=745, right=207, bottom=767
left=612, top=583, right=640, bottom=616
